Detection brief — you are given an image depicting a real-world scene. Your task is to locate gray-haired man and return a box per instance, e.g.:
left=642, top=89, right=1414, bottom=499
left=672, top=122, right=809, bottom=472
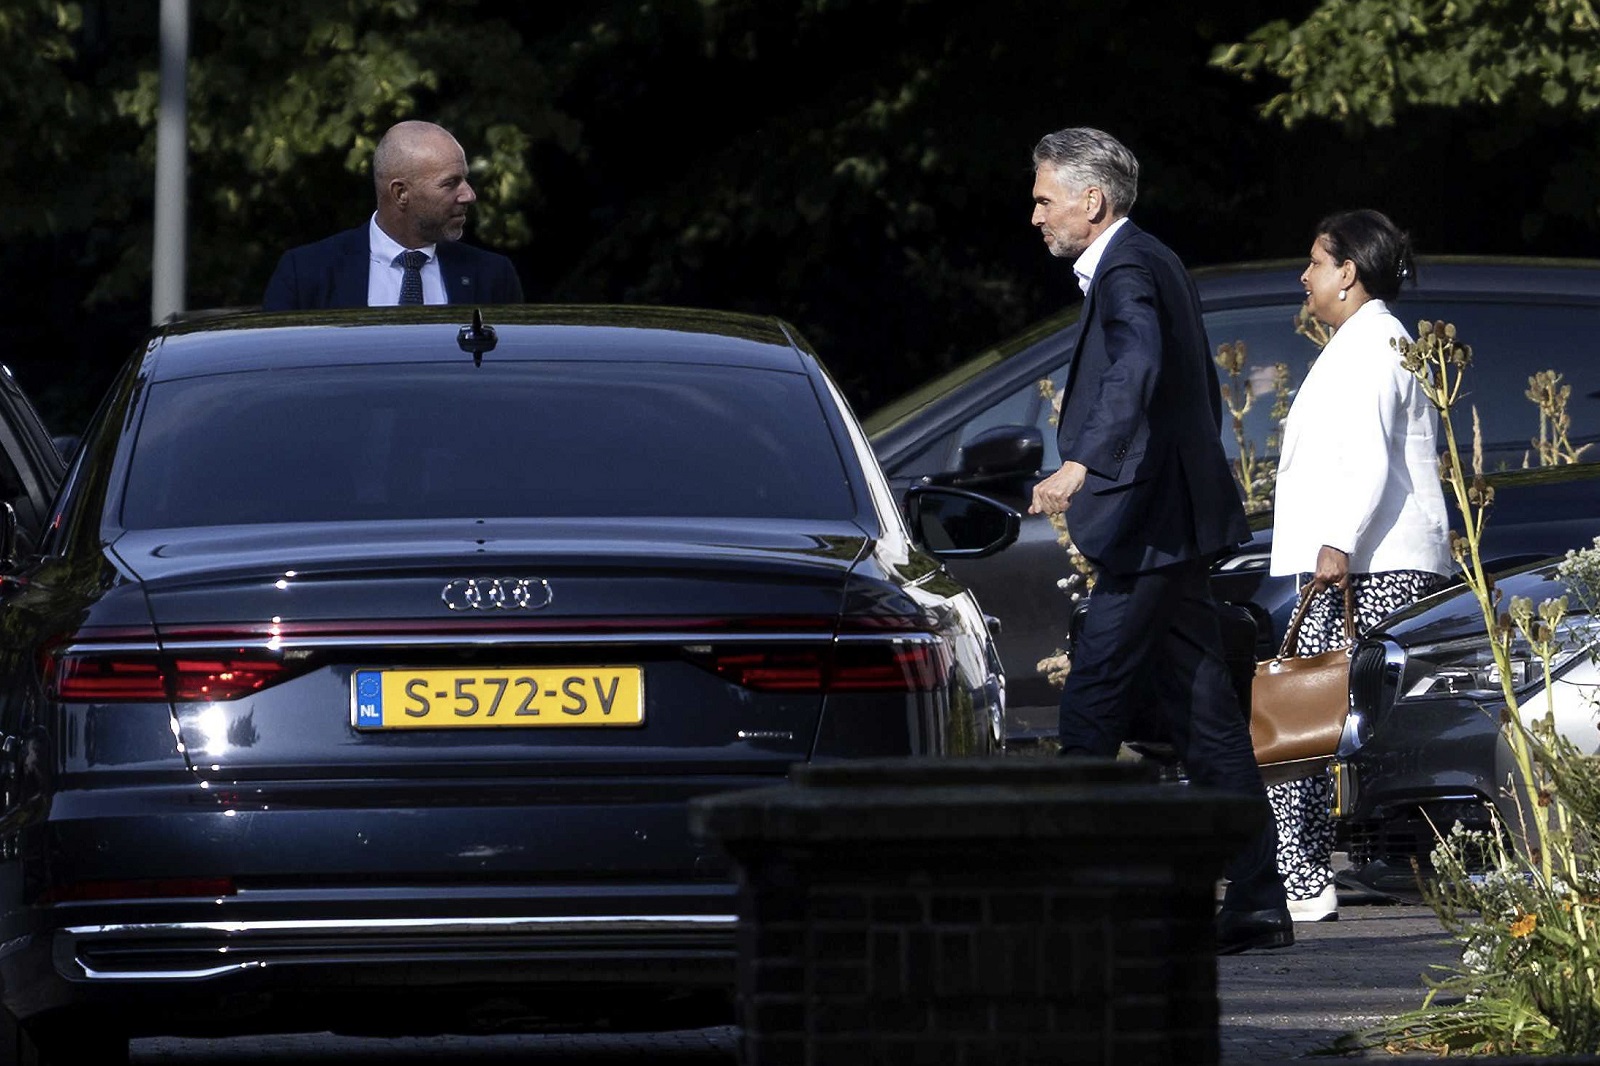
left=1027, top=126, right=1292, bottom=954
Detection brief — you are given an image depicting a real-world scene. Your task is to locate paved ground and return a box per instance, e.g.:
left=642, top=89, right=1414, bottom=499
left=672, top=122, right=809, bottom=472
left=1219, top=897, right=1457, bottom=1064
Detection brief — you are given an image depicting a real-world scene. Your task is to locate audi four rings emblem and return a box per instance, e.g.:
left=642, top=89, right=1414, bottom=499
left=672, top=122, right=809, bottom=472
left=441, top=578, right=554, bottom=611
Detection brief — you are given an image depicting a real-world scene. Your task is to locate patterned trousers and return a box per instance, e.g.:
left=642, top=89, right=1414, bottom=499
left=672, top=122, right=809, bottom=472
left=1268, top=569, right=1447, bottom=901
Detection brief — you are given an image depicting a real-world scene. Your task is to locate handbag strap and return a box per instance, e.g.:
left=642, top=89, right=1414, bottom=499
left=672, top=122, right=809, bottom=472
left=1276, top=582, right=1357, bottom=660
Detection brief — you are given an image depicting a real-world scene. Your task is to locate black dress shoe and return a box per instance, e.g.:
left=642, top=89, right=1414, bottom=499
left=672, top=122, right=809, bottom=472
left=1215, top=906, right=1295, bottom=955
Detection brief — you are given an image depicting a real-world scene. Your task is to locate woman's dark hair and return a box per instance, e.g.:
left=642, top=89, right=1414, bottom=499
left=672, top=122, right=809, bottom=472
left=1316, top=209, right=1416, bottom=302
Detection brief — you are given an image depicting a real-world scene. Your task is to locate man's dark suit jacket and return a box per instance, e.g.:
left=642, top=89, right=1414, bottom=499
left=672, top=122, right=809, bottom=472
left=1056, top=221, right=1249, bottom=573
left=261, top=226, right=525, bottom=311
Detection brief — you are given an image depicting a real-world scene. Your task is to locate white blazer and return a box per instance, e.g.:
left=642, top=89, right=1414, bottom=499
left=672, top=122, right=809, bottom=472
left=1269, top=299, right=1454, bottom=577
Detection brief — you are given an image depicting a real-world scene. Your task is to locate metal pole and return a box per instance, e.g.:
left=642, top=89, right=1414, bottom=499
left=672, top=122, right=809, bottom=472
left=151, top=0, right=189, bottom=324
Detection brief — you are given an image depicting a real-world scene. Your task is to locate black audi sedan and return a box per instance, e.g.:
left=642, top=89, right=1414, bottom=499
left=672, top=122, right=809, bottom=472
left=866, top=257, right=1600, bottom=741
left=0, top=306, right=1017, bottom=1062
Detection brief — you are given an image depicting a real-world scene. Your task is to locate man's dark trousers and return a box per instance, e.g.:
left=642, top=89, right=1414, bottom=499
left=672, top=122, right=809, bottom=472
left=1059, top=558, right=1285, bottom=912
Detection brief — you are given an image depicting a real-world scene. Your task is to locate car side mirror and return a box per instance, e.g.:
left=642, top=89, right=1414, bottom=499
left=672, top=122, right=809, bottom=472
left=0, top=503, right=16, bottom=569
left=953, top=425, right=1043, bottom=482
left=904, top=486, right=1021, bottom=560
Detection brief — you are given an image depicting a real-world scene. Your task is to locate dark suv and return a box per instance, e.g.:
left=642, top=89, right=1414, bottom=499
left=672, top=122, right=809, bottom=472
left=867, top=257, right=1600, bottom=741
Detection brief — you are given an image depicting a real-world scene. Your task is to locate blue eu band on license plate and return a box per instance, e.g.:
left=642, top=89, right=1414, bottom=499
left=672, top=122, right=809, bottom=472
left=352, top=667, right=644, bottom=729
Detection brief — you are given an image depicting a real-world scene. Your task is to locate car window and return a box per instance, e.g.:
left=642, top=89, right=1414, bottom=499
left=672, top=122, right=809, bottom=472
left=1204, top=303, right=1320, bottom=464
left=953, top=376, right=1062, bottom=470
left=118, top=362, right=859, bottom=528
left=0, top=447, right=27, bottom=520
left=882, top=290, right=1600, bottom=498
left=1419, top=299, right=1600, bottom=469
left=902, top=303, right=1309, bottom=483
left=1209, top=298, right=1600, bottom=472
left=44, top=360, right=143, bottom=559
left=0, top=376, right=68, bottom=553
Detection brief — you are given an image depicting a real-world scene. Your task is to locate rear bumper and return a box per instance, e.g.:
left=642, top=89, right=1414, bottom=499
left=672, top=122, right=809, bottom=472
left=60, top=912, right=737, bottom=984
left=3, top=896, right=738, bottom=1037
left=0, top=776, right=757, bottom=1034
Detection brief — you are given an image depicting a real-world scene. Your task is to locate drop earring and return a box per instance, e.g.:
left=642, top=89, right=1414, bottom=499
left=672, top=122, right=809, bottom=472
left=1338, top=288, right=1348, bottom=302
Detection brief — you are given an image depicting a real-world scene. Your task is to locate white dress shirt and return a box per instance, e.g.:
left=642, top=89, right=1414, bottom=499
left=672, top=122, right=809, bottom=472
left=366, top=215, right=447, bottom=306
left=1269, top=299, right=1453, bottom=577
left=1071, top=216, right=1131, bottom=294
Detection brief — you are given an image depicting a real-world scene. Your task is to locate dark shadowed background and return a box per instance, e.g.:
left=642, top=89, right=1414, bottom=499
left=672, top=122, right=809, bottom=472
left=4, top=0, right=1596, bottom=437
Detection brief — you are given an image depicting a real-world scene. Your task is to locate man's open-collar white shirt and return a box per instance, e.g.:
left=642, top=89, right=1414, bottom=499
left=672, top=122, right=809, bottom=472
left=367, top=214, right=446, bottom=306
left=1071, top=216, right=1131, bottom=295
left=1268, top=298, right=1453, bottom=578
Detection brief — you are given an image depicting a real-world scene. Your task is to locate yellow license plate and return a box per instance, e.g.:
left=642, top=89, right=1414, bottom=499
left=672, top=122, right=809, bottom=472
left=352, top=667, right=644, bottom=729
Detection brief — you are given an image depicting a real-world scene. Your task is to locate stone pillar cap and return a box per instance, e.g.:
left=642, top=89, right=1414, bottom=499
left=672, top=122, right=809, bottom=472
left=691, top=756, right=1267, bottom=848
left=789, top=755, right=1154, bottom=788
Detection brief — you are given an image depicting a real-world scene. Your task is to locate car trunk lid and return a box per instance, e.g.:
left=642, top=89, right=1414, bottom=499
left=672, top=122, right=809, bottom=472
left=107, top=518, right=878, bottom=776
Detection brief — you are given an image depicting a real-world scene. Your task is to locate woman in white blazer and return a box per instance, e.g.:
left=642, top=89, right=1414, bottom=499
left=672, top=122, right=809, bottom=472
left=1268, top=210, right=1453, bottom=922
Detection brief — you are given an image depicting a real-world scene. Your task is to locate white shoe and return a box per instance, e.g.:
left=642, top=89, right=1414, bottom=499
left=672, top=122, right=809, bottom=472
left=1287, top=883, right=1338, bottom=922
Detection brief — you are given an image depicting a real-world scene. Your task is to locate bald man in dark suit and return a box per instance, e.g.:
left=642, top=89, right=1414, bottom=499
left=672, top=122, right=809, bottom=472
left=263, top=120, right=523, bottom=311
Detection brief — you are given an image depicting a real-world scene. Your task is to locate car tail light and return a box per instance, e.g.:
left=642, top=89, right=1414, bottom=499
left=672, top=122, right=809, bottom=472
left=46, top=647, right=301, bottom=703
left=831, top=641, right=949, bottom=691
left=49, top=655, right=168, bottom=702
left=708, top=648, right=829, bottom=691
left=698, top=640, right=949, bottom=693
left=169, top=657, right=294, bottom=700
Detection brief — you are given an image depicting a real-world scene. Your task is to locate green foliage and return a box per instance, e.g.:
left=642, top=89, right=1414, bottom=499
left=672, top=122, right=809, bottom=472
left=101, top=0, right=576, bottom=307
left=2, top=0, right=1321, bottom=427
left=15, top=0, right=1600, bottom=439
left=1356, top=326, right=1600, bottom=1054
left=1365, top=820, right=1569, bottom=1055
left=1365, top=705, right=1600, bottom=1055
left=1213, top=0, right=1600, bottom=129
left=0, top=1, right=137, bottom=237
left=22, top=0, right=1599, bottom=438
left=0, top=2, right=85, bottom=168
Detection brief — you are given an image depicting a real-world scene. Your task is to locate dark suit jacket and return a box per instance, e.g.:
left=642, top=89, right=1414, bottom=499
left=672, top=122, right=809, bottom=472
left=1056, top=221, right=1248, bottom=573
left=261, top=226, right=525, bottom=311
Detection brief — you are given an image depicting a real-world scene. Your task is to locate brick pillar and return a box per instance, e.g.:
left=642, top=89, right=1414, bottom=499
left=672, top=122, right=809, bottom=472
left=689, top=757, right=1265, bottom=1066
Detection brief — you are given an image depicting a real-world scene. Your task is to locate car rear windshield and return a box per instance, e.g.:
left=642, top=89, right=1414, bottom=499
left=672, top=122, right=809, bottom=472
left=119, top=361, right=858, bottom=528
left=1207, top=298, right=1600, bottom=470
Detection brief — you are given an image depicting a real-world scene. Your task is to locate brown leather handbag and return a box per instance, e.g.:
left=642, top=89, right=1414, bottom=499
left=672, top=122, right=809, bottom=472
left=1249, top=584, right=1356, bottom=786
